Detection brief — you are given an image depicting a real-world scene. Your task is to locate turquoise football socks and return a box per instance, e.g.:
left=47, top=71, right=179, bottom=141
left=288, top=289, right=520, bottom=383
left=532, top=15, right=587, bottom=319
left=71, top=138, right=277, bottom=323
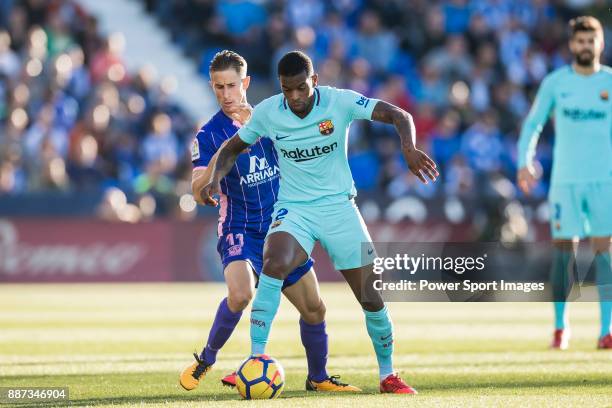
left=250, top=273, right=284, bottom=355
left=364, top=305, right=394, bottom=380
left=595, top=252, right=612, bottom=338
left=551, top=248, right=573, bottom=329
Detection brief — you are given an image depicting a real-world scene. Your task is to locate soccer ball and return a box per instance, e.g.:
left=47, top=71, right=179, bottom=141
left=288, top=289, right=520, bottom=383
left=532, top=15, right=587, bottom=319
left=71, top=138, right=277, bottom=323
left=235, top=354, right=285, bottom=399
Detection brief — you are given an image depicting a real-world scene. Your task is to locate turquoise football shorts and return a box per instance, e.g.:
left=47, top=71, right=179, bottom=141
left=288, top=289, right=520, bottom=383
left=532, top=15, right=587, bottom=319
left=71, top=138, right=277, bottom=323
left=548, top=181, right=612, bottom=239
left=267, top=196, right=376, bottom=270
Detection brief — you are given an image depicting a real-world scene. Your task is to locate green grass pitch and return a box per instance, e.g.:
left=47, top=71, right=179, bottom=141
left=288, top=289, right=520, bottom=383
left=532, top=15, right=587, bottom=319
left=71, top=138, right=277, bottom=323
left=1, top=283, right=612, bottom=407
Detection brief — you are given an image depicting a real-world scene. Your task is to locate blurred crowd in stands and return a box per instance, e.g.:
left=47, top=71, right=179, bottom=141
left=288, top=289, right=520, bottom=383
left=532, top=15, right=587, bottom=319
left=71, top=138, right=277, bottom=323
left=1, top=0, right=610, bottom=233
left=0, top=0, right=197, bottom=221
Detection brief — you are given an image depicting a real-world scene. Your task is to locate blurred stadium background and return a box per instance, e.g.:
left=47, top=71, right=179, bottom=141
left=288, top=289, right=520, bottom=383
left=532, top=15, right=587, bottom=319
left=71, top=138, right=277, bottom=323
left=2, top=1, right=612, bottom=406
left=0, top=0, right=610, bottom=281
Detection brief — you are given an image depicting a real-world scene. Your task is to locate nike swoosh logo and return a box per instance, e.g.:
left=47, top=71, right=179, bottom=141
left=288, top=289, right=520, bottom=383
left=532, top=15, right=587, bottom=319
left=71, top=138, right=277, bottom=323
left=275, top=135, right=290, bottom=140
left=367, top=249, right=374, bottom=255
left=380, top=333, right=392, bottom=340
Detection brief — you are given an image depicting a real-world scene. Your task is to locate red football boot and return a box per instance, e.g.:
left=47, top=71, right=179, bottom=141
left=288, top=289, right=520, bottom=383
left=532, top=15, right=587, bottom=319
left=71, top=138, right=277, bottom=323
left=379, top=373, right=417, bottom=394
left=221, top=371, right=237, bottom=387
left=551, top=329, right=570, bottom=350
left=597, top=333, right=612, bottom=349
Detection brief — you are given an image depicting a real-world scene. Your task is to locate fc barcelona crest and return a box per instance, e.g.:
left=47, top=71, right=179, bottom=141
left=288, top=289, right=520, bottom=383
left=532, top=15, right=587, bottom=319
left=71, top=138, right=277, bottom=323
left=318, top=119, right=334, bottom=135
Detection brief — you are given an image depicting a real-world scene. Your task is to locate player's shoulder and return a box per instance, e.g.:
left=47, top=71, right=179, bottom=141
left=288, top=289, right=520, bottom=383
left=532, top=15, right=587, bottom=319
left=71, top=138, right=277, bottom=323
left=198, top=110, right=226, bottom=134
left=320, top=86, right=370, bottom=106
left=196, top=110, right=227, bottom=144
left=319, top=85, right=357, bottom=98
left=317, top=85, right=337, bottom=97
left=543, top=66, right=572, bottom=85
left=191, top=111, right=223, bottom=162
left=600, top=65, right=612, bottom=78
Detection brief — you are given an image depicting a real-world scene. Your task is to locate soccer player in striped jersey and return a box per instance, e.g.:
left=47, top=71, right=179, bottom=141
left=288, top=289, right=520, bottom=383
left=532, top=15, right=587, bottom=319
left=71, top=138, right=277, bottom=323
left=179, top=50, right=360, bottom=392
left=517, top=16, right=612, bottom=350
left=202, top=51, right=438, bottom=394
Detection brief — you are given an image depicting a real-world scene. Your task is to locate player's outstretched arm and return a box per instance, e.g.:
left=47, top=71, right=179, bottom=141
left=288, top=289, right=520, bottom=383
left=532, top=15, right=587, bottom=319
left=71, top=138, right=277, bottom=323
left=371, top=100, right=439, bottom=184
left=199, top=135, right=251, bottom=206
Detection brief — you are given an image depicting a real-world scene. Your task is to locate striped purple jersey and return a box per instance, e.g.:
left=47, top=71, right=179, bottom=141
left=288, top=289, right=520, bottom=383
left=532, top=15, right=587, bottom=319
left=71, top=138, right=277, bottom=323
left=191, top=109, right=280, bottom=235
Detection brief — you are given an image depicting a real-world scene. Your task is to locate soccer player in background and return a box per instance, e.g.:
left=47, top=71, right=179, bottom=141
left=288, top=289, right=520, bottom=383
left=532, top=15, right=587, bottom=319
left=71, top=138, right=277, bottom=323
left=202, top=51, right=438, bottom=394
left=180, top=50, right=360, bottom=392
left=517, top=16, right=612, bottom=350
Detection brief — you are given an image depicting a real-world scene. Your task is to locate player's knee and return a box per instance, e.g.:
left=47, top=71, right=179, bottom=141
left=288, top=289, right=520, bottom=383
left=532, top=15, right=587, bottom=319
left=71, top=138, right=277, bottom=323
left=553, top=239, right=575, bottom=252
left=591, top=237, right=612, bottom=254
left=301, top=300, right=326, bottom=325
left=317, top=300, right=326, bottom=319
left=262, top=255, right=291, bottom=280
left=227, top=287, right=253, bottom=312
left=360, top=299, right=384, bottom=313
left=358, top=285, right=384, bottom=312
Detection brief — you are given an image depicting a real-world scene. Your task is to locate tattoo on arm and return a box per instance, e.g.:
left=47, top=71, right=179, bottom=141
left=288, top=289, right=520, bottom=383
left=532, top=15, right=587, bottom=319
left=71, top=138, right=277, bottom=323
left=213, top=134, right=251, bottom=180
left=371, top=100, right=416, bottom=150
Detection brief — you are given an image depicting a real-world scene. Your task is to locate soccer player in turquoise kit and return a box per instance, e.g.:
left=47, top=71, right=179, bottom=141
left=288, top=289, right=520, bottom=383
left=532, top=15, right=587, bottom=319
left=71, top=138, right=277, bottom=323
left=180, top=50, right=360, bottom=392
left=517, top=16, right=612, bottom=350
left=203, top=51, right=438, bottom=394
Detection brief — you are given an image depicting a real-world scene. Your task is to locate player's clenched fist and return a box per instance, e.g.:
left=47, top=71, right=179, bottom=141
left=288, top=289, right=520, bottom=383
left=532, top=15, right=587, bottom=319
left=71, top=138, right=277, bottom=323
left=227, top=103, right=252, bottom=125
left=402, top=147, right=439, bottom=184
left=199, top=178, right=221, bottom=207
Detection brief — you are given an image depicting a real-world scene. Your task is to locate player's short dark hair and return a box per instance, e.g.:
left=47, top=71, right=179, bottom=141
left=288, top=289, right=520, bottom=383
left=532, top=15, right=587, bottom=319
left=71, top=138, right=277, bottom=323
left=277, top=51, right=314, bottom=77
left=569, top=16, right=603, bottom=38
left=209, top=50, right=247, bottom=77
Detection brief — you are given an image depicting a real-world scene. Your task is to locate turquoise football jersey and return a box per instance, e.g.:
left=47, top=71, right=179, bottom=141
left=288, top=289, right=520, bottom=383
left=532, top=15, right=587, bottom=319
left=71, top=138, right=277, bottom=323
left=238, top=86, right=378, bottom=203
left=518, top=65, right=612, bottom=184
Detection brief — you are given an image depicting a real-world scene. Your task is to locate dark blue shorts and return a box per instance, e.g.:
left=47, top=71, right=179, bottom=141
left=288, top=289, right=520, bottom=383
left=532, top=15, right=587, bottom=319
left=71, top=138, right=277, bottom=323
left=217, top=230, right=313, bottom=290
